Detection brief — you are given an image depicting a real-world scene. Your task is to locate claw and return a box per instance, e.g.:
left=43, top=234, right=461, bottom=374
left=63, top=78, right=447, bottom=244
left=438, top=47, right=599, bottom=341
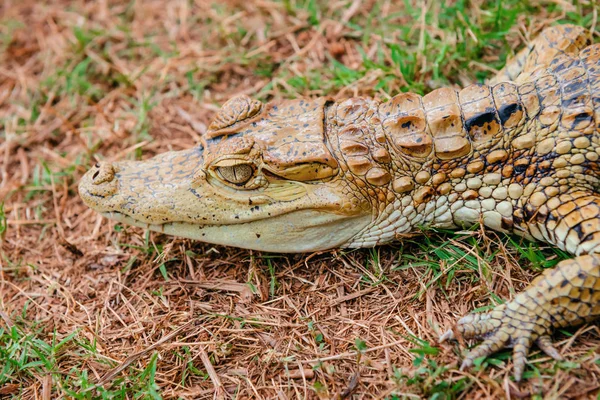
left=460, top=358, right=473, bottom=371
left=439, top=329, right=455, bottom=343
left=536, top=335, right=563, bottom=361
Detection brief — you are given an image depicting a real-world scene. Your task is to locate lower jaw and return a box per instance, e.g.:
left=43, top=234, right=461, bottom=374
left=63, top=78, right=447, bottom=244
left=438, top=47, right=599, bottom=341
left=101, top=210, right=371, bottom=253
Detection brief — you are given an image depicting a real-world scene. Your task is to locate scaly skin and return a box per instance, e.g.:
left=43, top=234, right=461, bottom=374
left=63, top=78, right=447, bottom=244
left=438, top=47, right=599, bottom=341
left=80, top=24, right=600, bottom=381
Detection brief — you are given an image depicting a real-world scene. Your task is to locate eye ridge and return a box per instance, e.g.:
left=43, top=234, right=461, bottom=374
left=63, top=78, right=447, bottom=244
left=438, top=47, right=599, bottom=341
left=207, top=95, right=262, bottom=135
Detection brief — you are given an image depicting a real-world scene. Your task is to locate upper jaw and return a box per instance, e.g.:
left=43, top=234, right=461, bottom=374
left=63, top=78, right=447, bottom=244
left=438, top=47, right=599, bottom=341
left=79, top=147, right=202, bottom=222
left=79, top=148, right=367, bottom=221
left=82, top=169, right=358, bottom=226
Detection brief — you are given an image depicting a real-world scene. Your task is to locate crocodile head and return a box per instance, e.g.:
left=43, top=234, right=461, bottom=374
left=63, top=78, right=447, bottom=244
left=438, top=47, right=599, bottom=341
left=79, top=95, right=372, bottom=252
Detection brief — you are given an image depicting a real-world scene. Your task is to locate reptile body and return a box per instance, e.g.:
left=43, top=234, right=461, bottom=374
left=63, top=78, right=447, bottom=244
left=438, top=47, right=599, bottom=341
left=80, top=25, right=600, bottom=380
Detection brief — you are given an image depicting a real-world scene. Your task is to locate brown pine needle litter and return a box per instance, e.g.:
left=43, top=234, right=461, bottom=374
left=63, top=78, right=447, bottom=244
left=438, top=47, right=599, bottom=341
left=1, top=0, right=600, bottom=398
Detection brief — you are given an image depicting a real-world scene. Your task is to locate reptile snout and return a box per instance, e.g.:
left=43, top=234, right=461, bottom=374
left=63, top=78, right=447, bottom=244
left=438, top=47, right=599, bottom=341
left=80, top=162, right=119, bottom=199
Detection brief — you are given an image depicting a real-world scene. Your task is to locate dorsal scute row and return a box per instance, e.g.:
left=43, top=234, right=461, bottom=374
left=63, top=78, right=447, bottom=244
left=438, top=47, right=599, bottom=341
left=423, top=87, right=470, bottom=160
left=516, top=44, right=600, bottom=151
left=545, top=46, right=597, bottom=134
left=579, top=44, right=600, bottom=133
left=333, top=98, right=394, bottom=187
left=458, top=84, right=502, bottom=148
left=380, top=83, right=528, bottom=162
left=493, top=82, right=524, bottom=130
left=379, top=93, right=432, bottom=158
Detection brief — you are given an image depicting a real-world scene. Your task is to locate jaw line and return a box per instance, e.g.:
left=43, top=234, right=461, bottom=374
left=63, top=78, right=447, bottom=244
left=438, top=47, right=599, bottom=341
left=100, top=210, right=371, bottom=253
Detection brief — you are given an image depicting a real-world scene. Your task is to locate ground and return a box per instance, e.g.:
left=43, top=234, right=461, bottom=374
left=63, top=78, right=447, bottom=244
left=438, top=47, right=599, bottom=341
left=1, top=0, right=600, bottom=399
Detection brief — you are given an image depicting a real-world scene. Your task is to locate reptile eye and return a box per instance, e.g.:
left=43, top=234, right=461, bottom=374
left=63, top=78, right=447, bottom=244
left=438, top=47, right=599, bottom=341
left=216, top=164, right=254, bottom=185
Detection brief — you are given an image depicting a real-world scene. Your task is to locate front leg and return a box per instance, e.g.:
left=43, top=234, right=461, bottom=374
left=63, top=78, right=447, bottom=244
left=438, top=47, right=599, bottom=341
left=441, top=192, right=600, bottom=381
left=440, top=254, right=600, bottom=381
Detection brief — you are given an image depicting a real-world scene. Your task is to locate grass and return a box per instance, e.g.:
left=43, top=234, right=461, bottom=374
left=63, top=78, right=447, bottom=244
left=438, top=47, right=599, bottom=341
left=1, top=0, right=600, bottom=398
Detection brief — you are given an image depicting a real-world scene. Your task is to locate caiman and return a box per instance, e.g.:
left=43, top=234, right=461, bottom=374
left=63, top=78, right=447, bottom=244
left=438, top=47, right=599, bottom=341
left=80, top=25, right=600, bottom=381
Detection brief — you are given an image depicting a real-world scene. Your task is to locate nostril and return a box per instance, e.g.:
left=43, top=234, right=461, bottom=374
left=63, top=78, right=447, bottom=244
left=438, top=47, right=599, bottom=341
left=91, top=163, right=116, bottom=185
left=95, top=163, right=100, bottom=168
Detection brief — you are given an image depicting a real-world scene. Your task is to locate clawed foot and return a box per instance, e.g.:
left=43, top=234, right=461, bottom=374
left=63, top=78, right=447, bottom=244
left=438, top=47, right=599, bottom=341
left=439, top=302, right=563, bottom=381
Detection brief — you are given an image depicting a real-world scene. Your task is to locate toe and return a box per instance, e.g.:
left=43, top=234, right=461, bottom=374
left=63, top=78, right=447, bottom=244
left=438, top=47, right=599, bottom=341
left=460, top=331, right=510, bottom=370
left=455, top=309, right=503, bottom=339
left=536, top=335, right=563, bottom=361
left=512, top=336, right=533, bottom=382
